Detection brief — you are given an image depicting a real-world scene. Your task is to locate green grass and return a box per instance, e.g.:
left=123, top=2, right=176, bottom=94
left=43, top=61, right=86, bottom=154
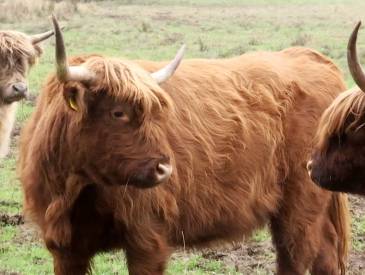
left=1, top=0, right=365, bottom=274
left=251, top=229, right=271, bottom=243
left=0, top=225, right=239, bottom=275
left=4, top=0, right=364, bottom=92
left=0, top=158, right=21, bottom=215
left=0, top=226, right=53, bottom=275
left=351, top=214, right=365, bottom=252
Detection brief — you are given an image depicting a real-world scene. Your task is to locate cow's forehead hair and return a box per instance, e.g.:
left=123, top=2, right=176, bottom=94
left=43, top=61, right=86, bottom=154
left=74, top=55, right=171, bottom=115
left=315, top=87, right=365, bottom=148
left=0, top=31, right=41, bottom=68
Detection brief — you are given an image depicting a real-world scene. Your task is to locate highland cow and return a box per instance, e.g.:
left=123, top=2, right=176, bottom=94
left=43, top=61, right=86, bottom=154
left=0, top=27, right=53, bottom=158
left=19, top=17, right=350, bottom=275
left=308, top=21, right=365, bottom=196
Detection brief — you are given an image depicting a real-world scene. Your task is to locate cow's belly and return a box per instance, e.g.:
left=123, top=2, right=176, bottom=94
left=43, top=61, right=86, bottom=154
left=171, top=173, right=283, bottom=248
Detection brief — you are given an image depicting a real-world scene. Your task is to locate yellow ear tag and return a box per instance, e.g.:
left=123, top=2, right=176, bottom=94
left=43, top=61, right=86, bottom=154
left=69, top=97, right=78, bottom=111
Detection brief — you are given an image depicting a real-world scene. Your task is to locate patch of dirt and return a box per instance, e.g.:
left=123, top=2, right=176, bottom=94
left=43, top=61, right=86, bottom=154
left=0, top=214, right=24, bottom=226
left=151, top=11, right=175, bottom=22
left=103, top=13, right=132, bottom=20
left=349, top=195, right=365, bottom=217
left=349, top=253, right=365, bottom=275
left=13, top=223, right=43, bottom=244
left=11, top=124, right=21, bottom=138
left=348, top=195, right=365, bottom=275
left=194, top=240, right=275, bottom=274
left=174, top=195, right=365, bottom=274
left=150, top=10, right=200, bottom=26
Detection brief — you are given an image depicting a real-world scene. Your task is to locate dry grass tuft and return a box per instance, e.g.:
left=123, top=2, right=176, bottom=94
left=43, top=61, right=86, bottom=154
left=139, top=21, right=152, bottom=33
left=291, top=33, right=311, bottom=46
left=198, top=37, right=208, bottom=52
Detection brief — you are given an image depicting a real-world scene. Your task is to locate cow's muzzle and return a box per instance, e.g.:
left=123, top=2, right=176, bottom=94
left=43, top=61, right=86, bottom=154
left=307, top=158, right=323, bottom=186
left=307, top=158, right=336, bottom=190
left=3, top=82, right=28, bottom=104
left=131, top=157, right=172, bottom=188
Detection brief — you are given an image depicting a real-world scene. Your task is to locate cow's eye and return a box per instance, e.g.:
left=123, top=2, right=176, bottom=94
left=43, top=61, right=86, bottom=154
left=114, top=111, right=124, bottom=118
left=111, top=108, right=130, bottom=123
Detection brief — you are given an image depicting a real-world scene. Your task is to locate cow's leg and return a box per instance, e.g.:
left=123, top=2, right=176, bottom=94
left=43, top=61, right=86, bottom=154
left=311, top=215, right=342, bottom=275
left=52, top=252, right=92, bottom=275
left=311, top=221, right=339, bottom=275
left=124, top=231, right=171, bottom=275
left=271, top=217, right=322, bottom=275
left=270, top=178, right=333, bottom=275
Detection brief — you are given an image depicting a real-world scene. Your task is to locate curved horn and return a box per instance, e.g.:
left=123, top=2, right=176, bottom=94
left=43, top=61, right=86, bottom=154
left=348, top=21, right=365, bottom=92
left=151, top=44, right=186, bottom=84
left=51, top=15, right=94, bottom=82
left=30, top=30, right=54, bottom=45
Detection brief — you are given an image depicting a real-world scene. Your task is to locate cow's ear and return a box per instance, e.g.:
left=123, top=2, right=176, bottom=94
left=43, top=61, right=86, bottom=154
left=63, top=84, right=85, bottom=112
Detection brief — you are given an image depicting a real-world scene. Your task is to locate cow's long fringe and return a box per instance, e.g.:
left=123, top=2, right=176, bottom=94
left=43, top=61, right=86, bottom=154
left=315, top=87, right=365, bottom=150
left=0, top=31, right=41, bottom=67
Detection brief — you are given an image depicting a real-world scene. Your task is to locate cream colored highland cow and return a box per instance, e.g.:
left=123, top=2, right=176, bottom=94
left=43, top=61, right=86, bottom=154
left=0, top=28, right=53, bottom=158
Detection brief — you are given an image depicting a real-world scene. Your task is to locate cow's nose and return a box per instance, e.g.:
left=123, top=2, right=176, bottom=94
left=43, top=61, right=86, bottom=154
left=12, top=83, right=28, bottom=97
left=307, top=160, right=313, bottom=176
left=155, top=162, right=172, bottom=184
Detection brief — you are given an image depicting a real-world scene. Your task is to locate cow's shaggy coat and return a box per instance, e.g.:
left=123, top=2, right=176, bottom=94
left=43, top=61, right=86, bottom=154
left=19, top=23, right=349, bottom=275
left=0, top=30, right=52, bottom=158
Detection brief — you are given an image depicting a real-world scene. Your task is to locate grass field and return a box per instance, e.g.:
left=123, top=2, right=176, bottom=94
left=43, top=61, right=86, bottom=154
left=1, top=0, right=365, bottom=274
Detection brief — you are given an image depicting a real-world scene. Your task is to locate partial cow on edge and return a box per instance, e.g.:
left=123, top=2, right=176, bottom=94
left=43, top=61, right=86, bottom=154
left=308, top=21, right=365, bottom=196
left=0, top=28, right=53, bottom=159
left=19, top=17, right=350, bottom=275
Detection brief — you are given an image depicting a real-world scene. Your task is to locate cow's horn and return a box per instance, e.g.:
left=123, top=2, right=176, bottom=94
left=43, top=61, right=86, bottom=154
left=30, top=30, right=54, bottom=45
left=52, top=15, right=94, bottom=83
left=348, top=21, right=365, bottom=92
left=151, top=44, right=185, bottom=84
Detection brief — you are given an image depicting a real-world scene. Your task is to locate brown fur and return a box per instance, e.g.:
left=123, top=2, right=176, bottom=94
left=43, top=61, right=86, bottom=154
left=19, top=47, right=349, bottom=274
left=310, top=86, right=365, bottom=196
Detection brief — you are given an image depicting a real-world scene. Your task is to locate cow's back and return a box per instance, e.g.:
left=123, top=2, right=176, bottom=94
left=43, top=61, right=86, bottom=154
left=138, top=46, right=345, bottom=179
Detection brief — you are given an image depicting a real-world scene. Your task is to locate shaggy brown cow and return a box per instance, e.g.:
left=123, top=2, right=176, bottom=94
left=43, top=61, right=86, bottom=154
left=0, top=28, right=53, bottom=158
left=19, top=17, right=350, bottom=275
left=308, top=21, right=365, bottom=196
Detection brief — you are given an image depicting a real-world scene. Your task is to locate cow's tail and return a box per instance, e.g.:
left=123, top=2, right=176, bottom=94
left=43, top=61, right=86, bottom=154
left=329, top=193, right=350, bottom=275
